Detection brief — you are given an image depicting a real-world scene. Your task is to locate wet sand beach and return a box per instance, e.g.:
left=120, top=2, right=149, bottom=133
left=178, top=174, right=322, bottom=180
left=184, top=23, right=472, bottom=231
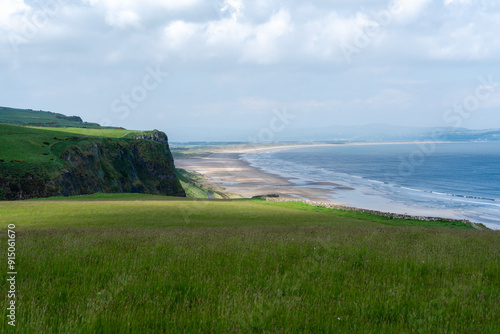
left=175, top=143, right=474, bottom=225
left=175, top=148, right=343, bottom=202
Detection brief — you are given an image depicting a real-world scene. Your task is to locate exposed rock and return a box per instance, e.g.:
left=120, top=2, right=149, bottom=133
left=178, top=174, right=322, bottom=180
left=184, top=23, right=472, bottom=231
left=132, top=130, right=171, bottom=150
left=0, top=132, right=185, bottom=200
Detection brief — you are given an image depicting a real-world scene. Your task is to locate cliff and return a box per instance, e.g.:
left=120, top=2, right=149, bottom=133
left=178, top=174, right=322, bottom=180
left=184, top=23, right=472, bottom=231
left=55, top=136, right=185, bottom=198
left=0, top=126, right=185, bottom=200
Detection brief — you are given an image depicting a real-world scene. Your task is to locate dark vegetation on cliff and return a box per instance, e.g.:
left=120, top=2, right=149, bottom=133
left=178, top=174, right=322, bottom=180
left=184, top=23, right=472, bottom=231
left=0, top=109, right=185, bottom=200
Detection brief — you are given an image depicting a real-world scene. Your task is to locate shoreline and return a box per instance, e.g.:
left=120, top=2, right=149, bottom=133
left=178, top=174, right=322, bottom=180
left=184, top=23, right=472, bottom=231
left=175, top=143, right=499, bottom=230
left=219, top=141, right=454, bottom=154
left=175, top=141, right=455, bottom=204
left=176, top=151, right=341, bottom=203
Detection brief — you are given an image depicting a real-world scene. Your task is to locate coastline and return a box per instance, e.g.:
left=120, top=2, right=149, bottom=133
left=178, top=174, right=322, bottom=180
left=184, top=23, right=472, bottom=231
left=175, top=151, right=341, bottom=202
left=219, top=141, right=453, bottom=154
left=175, top=143, right=499, bottom=230
left=175, top=141, right=453, bottom=203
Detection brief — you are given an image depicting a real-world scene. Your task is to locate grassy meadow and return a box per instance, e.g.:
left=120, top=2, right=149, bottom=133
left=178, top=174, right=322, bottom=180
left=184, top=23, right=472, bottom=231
left=1, top=194, right=498, bottom=332
left=27, top=126, right=147, bottom=139
left=0, top=124, right=148, bottom=168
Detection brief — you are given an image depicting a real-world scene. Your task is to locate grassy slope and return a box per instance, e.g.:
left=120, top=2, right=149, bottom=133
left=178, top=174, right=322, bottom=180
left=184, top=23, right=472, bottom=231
left=27, top=126, right=147, bottom=138
left=0, top=107, right=102, bottom=128
left=0, top=124, right=149, bottom=175
left=0, top=124, right=75, bottom=175
left=0, top=123, right=155, bottom=165
left=0, top=195, right=498, bottom=333
left=175, top=168, right=211, bottom=199
left=175, top=168, right=237, bottom=199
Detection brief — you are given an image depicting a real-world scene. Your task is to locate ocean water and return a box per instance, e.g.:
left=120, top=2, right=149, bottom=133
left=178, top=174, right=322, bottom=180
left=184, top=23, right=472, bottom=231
left=243, top=142, right=500, bottom=230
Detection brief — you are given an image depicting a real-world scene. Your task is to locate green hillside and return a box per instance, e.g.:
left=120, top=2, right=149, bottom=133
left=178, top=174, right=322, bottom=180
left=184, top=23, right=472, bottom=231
left=0, top=195, right=498, bottom=332
left=0, top=112, right=185, bottom=199
left=0, top=106, right=104, bottom=128
left=27, top=126, right=147, bottom=138
left=0, top=107, right=151, bottom=170
left=0, top=124, right=152, bottom=171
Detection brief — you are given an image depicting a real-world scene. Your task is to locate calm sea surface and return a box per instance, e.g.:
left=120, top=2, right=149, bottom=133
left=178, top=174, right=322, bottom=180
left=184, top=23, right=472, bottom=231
left=243, top=142, right=500, bottom=229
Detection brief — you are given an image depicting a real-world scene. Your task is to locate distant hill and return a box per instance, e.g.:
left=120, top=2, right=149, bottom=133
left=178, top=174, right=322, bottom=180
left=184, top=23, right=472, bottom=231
left=289, top=125, right=500, bottom=143
left=167, top=124, right=500, bottom=143
left=0, top=106, right=103, bottom=128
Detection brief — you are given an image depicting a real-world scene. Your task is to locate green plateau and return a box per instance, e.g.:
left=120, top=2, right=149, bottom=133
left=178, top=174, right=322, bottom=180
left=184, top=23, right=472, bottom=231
left=0, top=107, right=185, bottom=199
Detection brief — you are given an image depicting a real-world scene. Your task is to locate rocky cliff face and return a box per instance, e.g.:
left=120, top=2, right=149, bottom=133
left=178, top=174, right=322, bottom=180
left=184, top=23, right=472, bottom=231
left=132, top=130, right=171, bottom=149
left=55, top=138, right=185, bottom=197
left=0, top=131, right=185, bottom=200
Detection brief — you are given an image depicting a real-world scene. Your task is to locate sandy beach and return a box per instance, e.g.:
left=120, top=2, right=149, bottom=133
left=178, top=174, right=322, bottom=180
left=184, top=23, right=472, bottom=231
left=175, top=142, right=480, bottom=225
left=175, top=142, right=445, bottom=202
left=175, top=144, right=353, bottom=202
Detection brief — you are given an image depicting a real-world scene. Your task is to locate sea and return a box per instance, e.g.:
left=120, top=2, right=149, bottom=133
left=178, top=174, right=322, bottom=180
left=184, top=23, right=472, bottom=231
left=243, top=142, right=500, bottom=230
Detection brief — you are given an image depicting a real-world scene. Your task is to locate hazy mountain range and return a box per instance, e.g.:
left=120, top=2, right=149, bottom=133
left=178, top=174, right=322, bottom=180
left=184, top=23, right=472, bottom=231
left=167, top=125, right=500, bottom=143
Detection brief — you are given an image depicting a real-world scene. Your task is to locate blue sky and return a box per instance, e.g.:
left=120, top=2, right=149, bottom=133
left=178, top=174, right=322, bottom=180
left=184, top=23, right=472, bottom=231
left=1, top=0, right=500, bottom=140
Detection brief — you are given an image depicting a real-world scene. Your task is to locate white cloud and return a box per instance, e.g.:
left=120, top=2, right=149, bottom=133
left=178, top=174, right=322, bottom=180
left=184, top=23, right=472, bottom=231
left=218, top=0, right=244, bottom=21
left=3, top=0, right=499, bottom=65
left=393, top=0, right=433, bottom=22
left=106, top=10, right=140, bottom=28
left=302, top=12, right=375, bottom=61
left=162, top=9, right=293, bottom=64
left=84, top=0, right=201, bottom=11
left=83, top=0, right=202, bottom=28
left=0, top=0, right=30, bottom=28
left=444, top=0, right=471, bottom=5
left=163, top=20, right=201, bottom=50
left=206, top=19, right=250, bottom=48
left=3, top=0, right=500, bottom=132
left=240, top=10, right=293, bottom=64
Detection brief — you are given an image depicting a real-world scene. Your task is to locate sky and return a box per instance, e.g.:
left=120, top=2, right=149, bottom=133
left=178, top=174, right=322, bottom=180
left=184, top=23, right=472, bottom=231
left=1, top=0, right=500, bottom=141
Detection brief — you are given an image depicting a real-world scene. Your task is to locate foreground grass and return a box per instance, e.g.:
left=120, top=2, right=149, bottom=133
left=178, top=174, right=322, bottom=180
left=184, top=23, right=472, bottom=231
left=0, top=195, right=498, bottom=332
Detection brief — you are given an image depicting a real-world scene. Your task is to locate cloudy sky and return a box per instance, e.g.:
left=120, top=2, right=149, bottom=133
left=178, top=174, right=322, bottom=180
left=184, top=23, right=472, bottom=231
left=1, top=0, right=500, bottom=140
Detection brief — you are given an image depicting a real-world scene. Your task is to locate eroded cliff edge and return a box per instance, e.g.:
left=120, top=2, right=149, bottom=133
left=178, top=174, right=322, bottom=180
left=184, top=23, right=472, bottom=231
left=0, top=130, right=185, bottom=200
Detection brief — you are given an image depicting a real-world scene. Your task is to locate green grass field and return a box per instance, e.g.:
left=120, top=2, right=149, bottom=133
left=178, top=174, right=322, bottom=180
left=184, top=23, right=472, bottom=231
left=27, top=126, right=147, bottom=139
left=0, top=124, right=156, bottom=179
left=1, top=194, right=498, bottom=332
left=0, top=124, right=145, bottom=165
